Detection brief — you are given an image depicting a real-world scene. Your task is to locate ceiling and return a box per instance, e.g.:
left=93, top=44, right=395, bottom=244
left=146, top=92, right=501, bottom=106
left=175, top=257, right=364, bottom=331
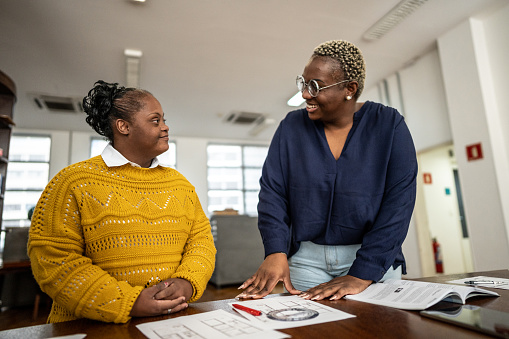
left=0, top=0, right=504, bottom=141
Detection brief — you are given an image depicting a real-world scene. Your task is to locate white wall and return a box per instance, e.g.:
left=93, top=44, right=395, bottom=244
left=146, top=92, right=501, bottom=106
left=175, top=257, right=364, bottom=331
left=399, top=49, right=452, bottom=152
left=437, top=13, right=509, bottom=270
left=362, top=48, right=452, bottom=155
left=359, top=85, right=381, bottom=103
left=482, top=0, right=509, bottom=158
left=175, top=137, right=209, bottom=209
left=70, top=131, right=96, bottom=164
left=385, top=74, right=404, bottom=115
left=479, top=5, right=509, bottom=247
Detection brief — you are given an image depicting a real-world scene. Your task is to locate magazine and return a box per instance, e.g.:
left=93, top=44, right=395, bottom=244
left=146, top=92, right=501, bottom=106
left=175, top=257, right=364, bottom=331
left=344, top=279, right=499, bottom=310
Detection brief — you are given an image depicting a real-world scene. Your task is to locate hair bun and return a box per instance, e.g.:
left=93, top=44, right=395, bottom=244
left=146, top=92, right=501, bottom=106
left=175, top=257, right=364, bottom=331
left=83, top=80, right=126, bottom=116
left=83, top=80, right=150, bottom=143
left=83, top=80, right=126, bottom=138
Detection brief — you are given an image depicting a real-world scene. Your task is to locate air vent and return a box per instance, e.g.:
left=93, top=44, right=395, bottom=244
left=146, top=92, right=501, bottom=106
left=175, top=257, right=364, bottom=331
left=224, top=111, right=265, bottom=125
left=29, top=93, right=83, bottom=113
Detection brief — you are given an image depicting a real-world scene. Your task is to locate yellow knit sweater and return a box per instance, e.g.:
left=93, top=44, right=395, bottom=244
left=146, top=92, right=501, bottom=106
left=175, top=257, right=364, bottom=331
left=28, top=156, right=216, bottom=324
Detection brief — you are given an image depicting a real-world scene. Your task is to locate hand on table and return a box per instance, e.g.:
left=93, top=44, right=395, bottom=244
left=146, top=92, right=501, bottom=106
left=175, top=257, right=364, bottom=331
left=299, top=275, right=372, bottom=301
left=130, top=278, right=193, bottom=317
left=236, top=252, right=301, bottom=299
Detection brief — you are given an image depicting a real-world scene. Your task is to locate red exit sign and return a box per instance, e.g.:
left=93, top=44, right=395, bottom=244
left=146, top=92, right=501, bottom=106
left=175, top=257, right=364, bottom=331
left=466, top=143, right=483, bottom=161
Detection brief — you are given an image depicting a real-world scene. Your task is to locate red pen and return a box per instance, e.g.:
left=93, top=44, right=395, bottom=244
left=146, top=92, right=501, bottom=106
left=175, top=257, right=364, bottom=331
left=232, top=303, right=262, bottom=316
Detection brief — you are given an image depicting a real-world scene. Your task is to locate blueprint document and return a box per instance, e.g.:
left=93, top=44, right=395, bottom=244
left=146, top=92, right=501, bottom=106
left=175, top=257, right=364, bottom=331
left=229, top=295, right=355, bottom=329
left=136, top=309, right=289, bottom=339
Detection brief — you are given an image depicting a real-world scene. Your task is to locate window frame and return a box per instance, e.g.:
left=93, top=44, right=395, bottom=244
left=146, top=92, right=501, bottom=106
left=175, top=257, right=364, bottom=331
left=206, top=143, right=268, bottom=216
left=2, top=133, right=52, bottom=229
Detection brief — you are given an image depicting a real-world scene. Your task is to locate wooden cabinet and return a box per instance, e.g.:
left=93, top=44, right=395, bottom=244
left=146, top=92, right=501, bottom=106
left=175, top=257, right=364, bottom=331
left=0, top=71, right=16, bottom=232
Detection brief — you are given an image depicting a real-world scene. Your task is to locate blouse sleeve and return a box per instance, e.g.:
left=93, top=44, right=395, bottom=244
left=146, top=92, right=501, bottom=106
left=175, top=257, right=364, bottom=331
left=257, top=123, right=292, bottom=256
left=348, top=118, right=418, bottom=282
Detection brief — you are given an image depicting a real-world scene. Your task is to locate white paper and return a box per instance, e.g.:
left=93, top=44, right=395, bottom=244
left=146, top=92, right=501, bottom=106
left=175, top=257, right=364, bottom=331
left=229, top=295, right=355, bottom=329
left=344, top=279, right=499, bottom=310
left=136, top=309, right=290, bottom=339
left=447, top=276, right=509, bottom=290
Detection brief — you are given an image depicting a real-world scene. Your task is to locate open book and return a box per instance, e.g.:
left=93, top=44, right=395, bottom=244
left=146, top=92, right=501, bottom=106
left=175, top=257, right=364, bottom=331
left=344, top=279, right=499, bottom=310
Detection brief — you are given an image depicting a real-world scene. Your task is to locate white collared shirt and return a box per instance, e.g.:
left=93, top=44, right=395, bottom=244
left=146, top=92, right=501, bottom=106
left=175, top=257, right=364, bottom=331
left=101, top=143, right=170, bottom=168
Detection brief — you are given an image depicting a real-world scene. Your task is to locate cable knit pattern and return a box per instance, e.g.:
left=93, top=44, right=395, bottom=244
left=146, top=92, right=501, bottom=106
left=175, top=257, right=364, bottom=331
left=28, top=156, right=216, bottom=323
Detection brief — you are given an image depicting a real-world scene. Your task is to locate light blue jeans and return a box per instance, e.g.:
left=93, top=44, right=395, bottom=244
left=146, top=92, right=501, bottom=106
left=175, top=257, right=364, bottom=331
left=287, top=241, right=402, bottom=291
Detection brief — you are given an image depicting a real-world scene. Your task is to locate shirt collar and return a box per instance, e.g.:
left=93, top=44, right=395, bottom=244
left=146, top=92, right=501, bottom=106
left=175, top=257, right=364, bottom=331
left=101, top=143, right=169, bottom=168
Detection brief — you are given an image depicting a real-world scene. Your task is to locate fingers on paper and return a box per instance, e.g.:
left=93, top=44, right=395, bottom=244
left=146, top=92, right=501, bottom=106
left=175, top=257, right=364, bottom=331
left=281, top=274, right=300, bottom=295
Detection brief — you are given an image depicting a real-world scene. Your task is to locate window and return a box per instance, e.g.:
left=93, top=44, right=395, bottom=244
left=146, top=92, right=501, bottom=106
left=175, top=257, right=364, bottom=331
left=2, top=135, right=51, bottom=228
left=207, top=144, right=268, bottom=215
left=90, top=138, right=177, bottom=168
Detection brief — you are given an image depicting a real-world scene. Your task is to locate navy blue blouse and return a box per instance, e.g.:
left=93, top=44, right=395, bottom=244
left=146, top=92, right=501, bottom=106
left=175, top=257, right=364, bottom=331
left=257, top=101, right=418, bottom=282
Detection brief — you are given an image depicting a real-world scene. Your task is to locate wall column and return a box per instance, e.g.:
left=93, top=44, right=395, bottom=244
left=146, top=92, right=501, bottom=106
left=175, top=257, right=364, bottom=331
left=437, top=15, right=509, bottom=270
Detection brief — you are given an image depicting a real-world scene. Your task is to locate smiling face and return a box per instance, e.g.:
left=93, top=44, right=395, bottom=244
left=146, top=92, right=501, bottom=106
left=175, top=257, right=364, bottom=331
left=127, top=95, right=169, bottom=160
left=301, top=56, right=349, bottom=124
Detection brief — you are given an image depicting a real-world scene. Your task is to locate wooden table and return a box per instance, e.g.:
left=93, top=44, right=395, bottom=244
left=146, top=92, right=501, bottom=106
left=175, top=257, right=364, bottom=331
left=0, top=261, right=32, bottom=275
left=1, top=270, right=508, bottom=338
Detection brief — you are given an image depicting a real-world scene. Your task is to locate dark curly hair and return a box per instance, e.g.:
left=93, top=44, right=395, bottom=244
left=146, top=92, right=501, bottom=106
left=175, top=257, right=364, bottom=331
left=83, top=80, right=152, bottom=144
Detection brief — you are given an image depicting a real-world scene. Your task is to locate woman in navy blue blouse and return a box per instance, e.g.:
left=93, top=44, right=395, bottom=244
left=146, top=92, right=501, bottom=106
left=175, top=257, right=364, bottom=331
left=237, top=40, right=418, bottom=301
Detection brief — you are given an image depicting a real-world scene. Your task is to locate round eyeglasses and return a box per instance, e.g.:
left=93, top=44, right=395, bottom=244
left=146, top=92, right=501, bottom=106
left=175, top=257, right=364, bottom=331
left=296, top=75, right=352, bottom=97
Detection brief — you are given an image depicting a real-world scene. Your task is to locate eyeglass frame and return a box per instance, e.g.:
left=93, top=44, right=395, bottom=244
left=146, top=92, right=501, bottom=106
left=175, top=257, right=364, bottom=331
left=296, top=75, right=354, bottom=97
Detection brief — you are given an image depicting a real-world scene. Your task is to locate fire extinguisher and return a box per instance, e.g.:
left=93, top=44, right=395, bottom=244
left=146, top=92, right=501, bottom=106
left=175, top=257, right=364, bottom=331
left=432, top=237, right=444, bottom=273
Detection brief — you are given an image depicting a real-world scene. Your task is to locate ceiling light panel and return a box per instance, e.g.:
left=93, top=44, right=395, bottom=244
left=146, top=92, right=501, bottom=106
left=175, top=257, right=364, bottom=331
left=363, top=0, right=428, bottom=41
left=287, top=92, right=305, bottom=107
left=124, top=49, right=142, bottom=88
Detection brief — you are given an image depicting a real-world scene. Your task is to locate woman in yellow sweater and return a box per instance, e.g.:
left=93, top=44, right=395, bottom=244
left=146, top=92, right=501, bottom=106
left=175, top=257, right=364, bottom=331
left=28, top=81, right=216, bottom=323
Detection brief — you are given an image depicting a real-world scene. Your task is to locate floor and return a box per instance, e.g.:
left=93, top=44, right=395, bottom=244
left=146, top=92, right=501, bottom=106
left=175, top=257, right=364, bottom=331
left=0, top=282, right=284, bottom=332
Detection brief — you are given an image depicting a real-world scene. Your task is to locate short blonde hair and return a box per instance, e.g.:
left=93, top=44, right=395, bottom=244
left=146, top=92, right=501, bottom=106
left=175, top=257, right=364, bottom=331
left=313, top=40, right=366, bottom=99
